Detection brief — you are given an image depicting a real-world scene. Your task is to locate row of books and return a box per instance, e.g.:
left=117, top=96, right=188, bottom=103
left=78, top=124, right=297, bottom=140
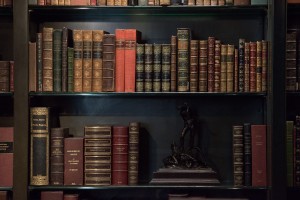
left=41, top=191, right=79, bottom=200
left=0, top=127, right=13, bottom=187
left=29, top=0, right=251, bottom=6
left=30, top=107, right=140, bottom=186
left=286, top=116, right=300, bottom=187
left=29, top=27, right=267, bottom=93
left=0, top=61, right=14, bottom=92
left=168, top=194, right=249, bottom=200
left=232, top=124, right=267, bottom=187
left=0, top=0, right=12, bottom=6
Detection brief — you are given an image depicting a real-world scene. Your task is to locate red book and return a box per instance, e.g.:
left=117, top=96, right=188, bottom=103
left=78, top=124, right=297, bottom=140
left=251, top=124, right=267, bottom=187
left=112, top=126, right=128, bottom=185
left=41, top=191, right=63, bottom=200
left=90, top=0, right=97, bottom=5
left=124, top=29, right=140, bottom=92
left=115, top=29, right=126, bottom=92
left=64, top=137, right=84, bottom=186
left=0, top=127, right=13, bottom=187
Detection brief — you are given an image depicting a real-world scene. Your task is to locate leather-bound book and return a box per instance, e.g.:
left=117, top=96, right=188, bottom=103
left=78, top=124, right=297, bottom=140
left=225, top=0, right=233, bottom=5
left=196, top=0, right=203, bottom=5
left=46, top=0, right=51, bottom=4
left=232, top=125, right=244, bottom=187
left=226, top=44, right=234, bottom=92
left=177, top=28, right=190, bottom=92
left=244, top=42, right=250, bottom=92
left=41, top=191, right=63, bottom=200
left=103, top=34, right=116, bottom=92
left=53, top=29, right=63, bottom=92
left=0, top=127, right=13, bottom=187
left=220, top=44, right=227, bottom=92
left=112, top=126, right=129, bottom=185
left=125, top=29, right=140, bottom=92
left=65, top=0, right=70, bottom=4
left=67, top=47, right=74, bottom=92
left=203, top=0, right=210, bottom=5
left=37, top=33, right=43, bottom=92
left=0, top=191, right=8, bottom=200
left=9, top=61, right=13, bottom=92
left=207, top=36, right=215, bottom=92
left=73, top=30, right=83, bottom=92
left=97, top=0, right=107, bottom=5
left=82, top=30, right=93, bottom=92
left=136, top=43, right=145, bottom=92
left=188, top=0, right=195, bottom=5
left=64, top=137, right=84, bottom=185
left=190, top=40, right=199, bottom=92
left=286, top=121, right=294, bottom=187
left=238, top=38, right=245, bottom=92
left=243, top=123, right=251, bottom=186
left=251, top=124, right=267, bottom=187
left=37, top=0, right=45, bottom=5
left=128, top=122, right=140, bottom=185
left=91, top=0, right=97, bottom=5
left=51, top=0, right=59, bottom=5
left=84, top=125, right=112, bottom=186
left=50, top=128, right=69, bottom=185
left=234, top=48, right=238, bottom=92
left=211, top=0, right=217, bottom=5
left=144, top=44, right=153, bottom=92
left=30, top=107, right=50, bottom=186
left=294, top=116, right=300, bottom=186
left=62, top=28, right=73, bottom=92
left=261, top=40, right=268, bottom=92
left=286, top=30, right=297, bottom=91
left=199, top=40, right=208, bottom=92
left=115, top=29, right=126, bottom=92
left=92, top=30, right=105, bottom=92
left=107, top=0, right=114, bottom=5
left=29, top=42, right=37, bottom=92
left=160, top=0, right=170, bottom=5
left=214, top=39, right=221, bottom=92
left=162, top=44, right=171, bottom=92
left=170, top=36, right=177, bottom=92
left=42, top=27, right=54, bottom=92
left=153, top=44, right=162, bottom=92
left=256, top=41, right=262, bottom=92
left=64, top=194, right=79, bottom=200
left=249, top=42, right=257, bottom=92
left=115, top=0, right=121, bottom=6
left=70, top=0, right=90, bottom=5
left=233, top=0, right=250, bottom=5
left=0, top=61, right=9, bottom=92
left=219, top=0, right=225, bottom=5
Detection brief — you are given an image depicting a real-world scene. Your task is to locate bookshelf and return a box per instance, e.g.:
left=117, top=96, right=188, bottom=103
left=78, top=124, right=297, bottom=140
left=10, top=0, right=287, bottom=200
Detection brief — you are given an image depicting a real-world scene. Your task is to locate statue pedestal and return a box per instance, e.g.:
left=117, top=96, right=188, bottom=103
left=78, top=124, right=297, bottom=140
left=150, top=167, right=220, bottom=185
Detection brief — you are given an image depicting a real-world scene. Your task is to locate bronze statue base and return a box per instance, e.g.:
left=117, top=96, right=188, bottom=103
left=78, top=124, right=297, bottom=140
left=150, top=167, right=220, bottom=185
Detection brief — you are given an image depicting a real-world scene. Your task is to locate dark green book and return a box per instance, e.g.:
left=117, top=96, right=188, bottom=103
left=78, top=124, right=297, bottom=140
left=36, top=32, right=43, bottom=92
left=144, top=44, right=153, bottom=92
left=62, top=28, right=73, bottom=93
left=162, top=44, right=171, bottom=92
left=67, top=47, right=74, bottom=93
left=53, top=29, right=62, bottom=92
left=136, top=43, right=145, bottom=92
left=243, top=123, right=251, bottom=186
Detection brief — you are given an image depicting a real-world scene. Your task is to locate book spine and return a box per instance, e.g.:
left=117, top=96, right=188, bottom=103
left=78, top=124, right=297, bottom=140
left=65, top=0, right=70, bottom=4
left=286, top=31, right=297, bottom=91
left=115, top=0, right=121, bottom=5
left=243, top=123, right=251, bottom=186
left=67, top=47, right=74, bottom=92
left=102, top=34, right=116, bottom=92
left=189, top=40, right=199, bottom=92
left=58, top=0, right=65, bottom=5
left=37, top=33, right=43, bottom=92
left=295, top=116, right=300, bottom=186
left=177, top=28, right=190, bottom=92
left=29, top=42, right=37, bottom=92
left=42, top=27, right=54, bottom=92
left=125, top=29, right=139, bottom=92
left=0, top=61, right=9, bottom=92
left=261, top=40, right=268, bottom=92
left=97, top=0, right=107, bottom=5
left=53, top=29, right=63, bottom=92
left=136, top=44, right=145, bottom=92
left=128, top=0, right=137, bottom=5
left=249, top=41, right=257, bottom=92
left=107, top=0, right=114, bottom=5
left=153, top=44, right=162, bottom=92
left=128, top=122, right=140, bottom=185
left=218, top=0, right=225, bottom=5
left=225, top=0, right=233, bottom=5
left=214, top=40, right=221, bottom=92
left=256, top=41, right=262, bottom=92
left=220, top=44, right=227, bottom=92
left=162, top=44, right=171, bottom=92
left=204, top=0, right=210, bottom=5
left=0, top=127, right=13, bottom=187
left=92, top=30, right=104, bottom=92
left=233, top=0, right=250, bottom=5
left=286, top=121, right=294, bottom=187
left=37, top=0, right=45, bottom=5
left=62, top=28, right=70, bottom=92
left=199, top=40, right=208, bottom=92
left=238, top=38, right=245, bottom=92
left=234, top=48, right=238, bottom=92
left=211, top=0, right=217, bottom=5
left=232, top=125, right=244, bottom=187
left=46, top=0, right=51, bottom=5
left=170, top=36, right=177, bottom=92
left=70, top=0, right=91, bottom=4
left=115, top=29, right=126, bottom=92
left=196, top=0, right=203, bottom=5
left=30, top=107, right=50, bottom=185
left=64, top=194, right=79, bottom=200
left=41, top=191, right=63, bottom=200
left=188, top=0, right=195, bottom=5
left=138, top=0, right=147, bottom=5
left=226, top=44, right=234, bottom=92
left=64, top=137, right=84, bottom=185
left=0, top=191, right=8, bottom=200
left=82, top=30, right=93, bottom=92
left=244, top=42, right=250, bottom=92
left=91, top=0, right=97, bottom=4
left=144, top=44, right=153, bottom=92
left=9, top=61, right=14, bottom=92
left=73, top=30, right=83, bottom=92
left=207, top=36, right=215, bottom=92
left=51, top=0, right=59, bottom=5
left=160, top=0, right=170, bottom=5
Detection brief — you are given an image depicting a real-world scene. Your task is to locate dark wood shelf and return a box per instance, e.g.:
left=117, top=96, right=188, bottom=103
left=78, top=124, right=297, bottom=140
left=0, top=187, right=13, bottom=191
left=0, top=92, right=13, bottom=97
left=0, top=7, right=12, bottom=16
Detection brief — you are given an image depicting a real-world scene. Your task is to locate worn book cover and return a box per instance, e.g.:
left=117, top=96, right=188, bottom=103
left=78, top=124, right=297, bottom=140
left=0, top=127, right=13, bottom=187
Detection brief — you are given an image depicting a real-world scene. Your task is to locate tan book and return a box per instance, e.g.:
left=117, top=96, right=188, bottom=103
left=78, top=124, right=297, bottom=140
left=218, top=0, right=225, bottom=5
left=211, top=0, right=217, bottom=5
left=65, top=0, right=70, bottom=4
left=121, top=0, right=127, bottom=5
left=190, top=40, right=199, bottom=92
left=226, top=44, right=234, bottom=92
left=82, top=30, right=93, bottom=92
left=114, top=0, right=121, bottom=5
left=220, top=44, right=227, bottom=93
left=58, top=0, right=65, bottom=4
left=51, top=0, right=59, bottom=5
left=92, top=30, right=105, bottom=92
left=42, top=27, right=54, bottom=92
left=203, top=0, right=210, bottom=5
left=196, top=0, right=203, bottom=5
left=107, top=0, right=114, bottom=5
left=188, top=0, right=195, bottom=5
left=234, top=48, right=238, bottom=92
left=73, top=30, right=83, bottom=92
left=97, top=0, right=106, bottom=5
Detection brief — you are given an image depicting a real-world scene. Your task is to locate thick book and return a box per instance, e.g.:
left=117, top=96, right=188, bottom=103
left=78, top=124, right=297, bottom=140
left=161, top=44, right=171, bottom=92
left=29, top=42, right=37, bottom=92
left=36, top=33, right=43, bottom=92
left=251, top=124, right=267, bottom=187
left=103, top=34, right=116, bottom=92
left=190, top=40, right=199, bottom=92
left=30, top=107, right=50, bottom=186
left=136, top=43, right=145, bottom=92
left=207, top=37, right=215, bottom=92
left=226, top=44, right=234, bottom=92
left=286, top=121, right=294, bottom=187
left=125, top=29, right=140, bottom=92
left=171, top=36, right=177, bottom=92
left=0, top=61, right=10, bottom=92
left=82, top=30, right=93, bottom=92
left=238, top=38, right=245, bottom=92
left=92, top=30, right=105, bottom=92
left=128, top=122, right=139, bottom=185
left=243, top=123, right=251, bottom=186
left=62, top=27, right=72, bottom=92
left=144, top=44, right=153, bottom=92
left=214, top=40, right=221, bottom=92
left=232, top=125, right=244, bottom=187
left=153, top=44, right=162, bottom=92
left=112, top=126, right=129, bottom=185
left=73, top=30, right=83, bottom=92
left=199, top=40, right=208, bottom=92
left=64, top=137, right=84, bottom=185
left=115, top=29, right=126, bottom=92
left=67, top=47, right=74, bottom=92
left=0, top=127, right=13, bottom=187
left=256, top=41, right=262, bottom=92
left=53, top=29, right=63, bottom=92
left=220, top=44, right=227, bottom=92
left=42, top=27, right=54, bottom=92
left=249, top=42, right=257, bottom=92
left=41, top=191, right=63, bottom=200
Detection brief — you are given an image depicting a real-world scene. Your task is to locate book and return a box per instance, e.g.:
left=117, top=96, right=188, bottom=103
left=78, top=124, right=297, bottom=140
left=53, top=29, right=63, bottom=92
left=9, top=61, right=14, bottom=92
left=220, top=44, right=227, bottom=92
left=128, top=122, right=139, bottom=185
left=199, top=40, right=208, bottom=92
left=144, top=44, right=153, bottom=92
left=261, top=40, right=268, bottom=92
left=29, top=42, right=37, bottom=92
left=70, top=0, right=90, bottom=4
left=153, top=44, right=162, bottom=92
left=97, top=0, right=106, bottom=5
left=171, top=36, right=177, bottom=92
left=64, top=194, right=79, bottom=200
left=244, top=42, right=250, bottom=92
left=238, top=38, right=245, bottom=92
left=67, top=47, right=74, bottom=92
left=112, top=126, right=129, bottom=185
left=286, top=30, right=297, bottom=91
left=64, top=137, right=84, bottom=185
left=196, top=0, right=204, bottom=5
left=73, top=30, right=83, bottom=92
left=204, top=0, right=210, bottom=5
left=0, top=127, right=13, bottom=187
left=190, top=40, right=198, bottom=92
left=295, top=116, right=300, bottom=186
left=162, top=44, right=171, bottom=92
left=30, top=107, right=50, bottom=186
left=232, top=125, right=243, bottom=187
left=136, top=43, right=145, bottom=92
left=207, top=37, right=215, bottom=92
left=92, top=30, right=105, bottom=92
left=233, top=0, right=250, bottom=5
left=0, top=61, right=10, bottom=92
left=50, top=127, right=69, bottom=185
left=0, top=191, right=8, bottom=200
left=115, top=29, right=126, bottom=92
left=256, top=41, right=262, bottom=92
left=36, top=33, right=43, bottom=92
left=226, top=44, right=234, bottom=92
left=42, top=27, right=54, bottom=92
left=243, top=123, right=251, bottom=186
left=214, top=39, right=221, bottom=92
left=234, top=48, right=238, bottom=92
left=251, top=124, right=267, bottom=187
left=125, top=29, right=140, bottom=92
left=62, top=27, right=72, bottom=92
left=41, top=191, right=63, bottom=200
left=249, top=42, right=257, bottom=92
left=103, top=34, right=116, bottom=92
left=286, top=121, right=294, bottom=187
left=82, top=30, right=93, bottom=92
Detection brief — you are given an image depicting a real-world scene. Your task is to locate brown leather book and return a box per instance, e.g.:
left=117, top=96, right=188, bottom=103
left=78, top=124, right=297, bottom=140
left=97, top=0, right=106, bottom=5
left=232, top=125, right=244, bottom=187
left=218, top=0, right=225, bottom=5
left=161, top=44, right=171, bottom=92
left=128, top=122, right=140, bottom=185
left=171, top=36, right=177, bottom=92
left=211, top=0, right=217, bottom=5
left=261, top=40, right=268, bottom=92
left=64, top=137, right=84, bottom=186
left=234, top=48, right=238, bottom=92
left=115, top=29, right=126, bottom=92
left=226, top=44, right=234, bottom=92
left=207, top=36, right=215, bottom=92
left=107, top=0, right=114, bottom=5
left=41, top=191, right=63, bottom=200
left=0, top=191, right=8, bottom=200
left=0, top=61, right=10, bottom=92
left=233, top=0, right=250, bottom=5
left=103, top=34, right=116, bottom=92
left=62, top=27, right=72, bottom=92
left=82, top=30, right=93, bottom=92
left=153, top=44, right=162, bottom=92
left=65, top=0, right=70, bottom=4
left=92, top=30, right=105, bottom=92
left=51, top=0, right=59, bottom=5
left=249, top=42, right=257, bottom=92
left=0, top=127, right=13, bottom=187
left=196, top=0, right=203, bottom=5
left=220, top=44, right=227, bottom=93
left=73, top=30, right=83, bottom=92
left=70, top=0, right=90, bottom=5
left=189, top=40, right=199, bottom=92
left=29, top=42, right=37, bottom=92
left=199, top=40, right=208, bottom=92
left=9, top=61, right=13, bottom=92
left=244, top=42, right=250, bottom=92
left=238, top=38, right=245, bottom=92
left=214, top=40, right=221, bottom=92
left=204, top=0, right=210, bottom=5
left=42, top=27, right=54, bottom=92
left=64, top=194, right=79, bottom=200
left=3, top=0, right=11, bottom=6
left=256, top=41, right=262, bottom=92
